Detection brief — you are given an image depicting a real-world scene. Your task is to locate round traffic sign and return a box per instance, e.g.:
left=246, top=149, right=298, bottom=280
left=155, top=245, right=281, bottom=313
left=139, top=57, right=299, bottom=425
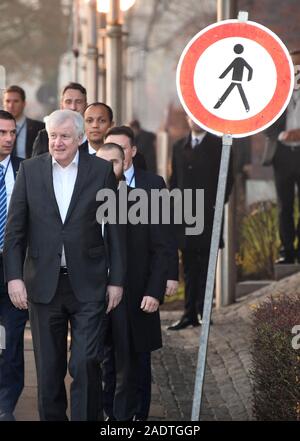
left=176, top=19, right=294, bottom=138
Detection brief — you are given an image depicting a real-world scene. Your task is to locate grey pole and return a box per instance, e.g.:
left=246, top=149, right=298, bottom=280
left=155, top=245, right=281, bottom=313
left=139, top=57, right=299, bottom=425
left=191, top=134, right=232, bottom=421
left=106, top=0, right=123, bottom=125
left=86, top=0, right=98, bottom=103
left=216, top=0, right=238, bottom=309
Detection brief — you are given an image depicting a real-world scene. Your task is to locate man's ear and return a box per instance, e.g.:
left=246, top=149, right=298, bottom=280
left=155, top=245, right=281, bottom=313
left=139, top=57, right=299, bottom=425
left=132, top=145, right=137, bottom=157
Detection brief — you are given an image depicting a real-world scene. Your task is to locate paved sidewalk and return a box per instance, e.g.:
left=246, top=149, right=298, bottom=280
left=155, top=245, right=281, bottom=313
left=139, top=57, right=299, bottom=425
left=14, top=272, right=300, bottom=421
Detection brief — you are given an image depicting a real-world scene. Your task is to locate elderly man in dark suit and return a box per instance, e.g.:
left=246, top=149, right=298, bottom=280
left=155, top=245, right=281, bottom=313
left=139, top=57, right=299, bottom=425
left=3, top=109, right=126, bottom=421
left=168, top=116, right=233, bottom=330
left=0, top=111, right=25, bottom=421
left=3, top=85, right=44, bottom=158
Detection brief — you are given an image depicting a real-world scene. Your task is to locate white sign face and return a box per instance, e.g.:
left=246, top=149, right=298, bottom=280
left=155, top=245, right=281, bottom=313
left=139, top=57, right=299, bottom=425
left=194, top=37, right=277, bottom=121
left=177, top=20, right=294, bottom=138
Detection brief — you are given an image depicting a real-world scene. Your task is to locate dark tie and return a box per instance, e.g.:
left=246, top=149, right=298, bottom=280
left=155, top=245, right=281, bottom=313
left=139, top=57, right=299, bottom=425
left=0, top=164, right=7, bottom=249
left=193, top=137, right=199, bottom=148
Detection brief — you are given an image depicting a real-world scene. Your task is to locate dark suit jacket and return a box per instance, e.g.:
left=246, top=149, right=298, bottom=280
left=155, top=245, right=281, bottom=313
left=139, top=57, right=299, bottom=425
left=125, top=187, right=168, bottom=352
left=12, top=118, right=44, bottom=159
left=170, top=132, right=234, bottom=250
left=3, top=150, right=126, bottom=304
left=135, top=168, right=179, bottom=281
left=31, top=128, right=89, bottom=157
left=134, top=130, right=157, bottom=173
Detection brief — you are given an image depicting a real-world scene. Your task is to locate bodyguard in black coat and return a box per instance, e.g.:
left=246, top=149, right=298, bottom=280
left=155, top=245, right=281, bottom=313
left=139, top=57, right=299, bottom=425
left=168, top=117, right=233, bottom=330
left=98, top=140, right=172, bottom=421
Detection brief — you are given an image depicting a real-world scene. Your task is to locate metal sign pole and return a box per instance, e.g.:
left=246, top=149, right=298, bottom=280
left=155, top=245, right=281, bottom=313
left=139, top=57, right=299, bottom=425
left=191, top=134, right=232, bottom=421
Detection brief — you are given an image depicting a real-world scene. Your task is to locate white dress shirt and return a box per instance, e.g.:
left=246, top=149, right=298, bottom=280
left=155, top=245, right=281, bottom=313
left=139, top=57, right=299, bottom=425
left=15, top=115, right=27, bottom=159
left=88, top=143, right=97, bottom=155
left=191, top=131, right=206, bottom=148
left=124, top=164, right=135, bottom=188
left=0, top=155, right=15, bottom=209
left=52, top=151, right=79, bottom=266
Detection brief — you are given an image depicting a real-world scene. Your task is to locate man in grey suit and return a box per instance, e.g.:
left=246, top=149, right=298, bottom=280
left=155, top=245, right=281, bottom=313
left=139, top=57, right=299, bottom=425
left=3, top=109, right=126, bottom=421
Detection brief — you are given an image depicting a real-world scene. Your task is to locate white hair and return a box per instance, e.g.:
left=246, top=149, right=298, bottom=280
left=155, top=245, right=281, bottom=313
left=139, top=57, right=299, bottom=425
left=45, top=109, right=84, bottom=138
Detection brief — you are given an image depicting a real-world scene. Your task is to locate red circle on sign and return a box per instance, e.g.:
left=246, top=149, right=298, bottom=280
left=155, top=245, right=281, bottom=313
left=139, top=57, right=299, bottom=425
left=177, top=20, right=294, bottom=137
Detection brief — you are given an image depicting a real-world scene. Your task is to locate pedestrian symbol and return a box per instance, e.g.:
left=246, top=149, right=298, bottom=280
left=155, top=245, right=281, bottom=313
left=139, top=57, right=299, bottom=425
left=214, top=44, right=253, bottom=112
left=176, top=19, right=294, bottom=137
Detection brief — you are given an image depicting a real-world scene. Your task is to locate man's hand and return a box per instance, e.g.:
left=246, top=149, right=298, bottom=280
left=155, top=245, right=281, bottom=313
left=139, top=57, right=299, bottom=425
left=141, top=296, right=159, bottom=313
left=106, top=285, right=123, bottom=314
left=278, top=129, right=300, bottom=143
left=8, top=279, right=28, bottom=310
left=165, top=280, right=179, bottom=297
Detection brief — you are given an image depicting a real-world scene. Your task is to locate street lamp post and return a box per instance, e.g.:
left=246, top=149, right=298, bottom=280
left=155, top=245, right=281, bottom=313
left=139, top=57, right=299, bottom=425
left=105, top=0, right=123, bottom=124
left=98, top=0, right=136, bottom=124
left=86, top=0, right=98, bottom=103
left=215, top=0, right=238, bottom=309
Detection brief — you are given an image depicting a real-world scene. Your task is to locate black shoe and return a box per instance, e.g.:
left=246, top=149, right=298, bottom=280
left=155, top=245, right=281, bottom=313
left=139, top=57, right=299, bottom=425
left=167, top=316, right=200, bottom=331
left=275, top=256, right=295, bottom=264
left=0, top=412, right=15, bottom=421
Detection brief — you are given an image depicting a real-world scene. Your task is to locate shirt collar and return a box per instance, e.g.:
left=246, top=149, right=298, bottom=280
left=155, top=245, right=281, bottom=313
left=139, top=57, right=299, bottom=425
left=16, top=115, right=26, bottom=127
left=124, top=163, right=134, bottom=182
left=0, top=155, right=11, bottom=167
left=88, top=143, right=97, bottom=155
left=191, top=131, right=206, bottom=146
left=52, top=150, right=79, bottom=168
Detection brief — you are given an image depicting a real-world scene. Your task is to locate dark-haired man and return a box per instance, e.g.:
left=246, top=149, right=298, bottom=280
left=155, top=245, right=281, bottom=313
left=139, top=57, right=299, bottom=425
left=31, top=82, right=88, bottom=157
left=103, top=126, right=178, bottom=420
left=0, top=110, right=25, bottom=421
left=84, top=103, right=114, bottom=154
left=97, top=142, right=169, bottom=421
left=3, top=85, right=44, bottom=158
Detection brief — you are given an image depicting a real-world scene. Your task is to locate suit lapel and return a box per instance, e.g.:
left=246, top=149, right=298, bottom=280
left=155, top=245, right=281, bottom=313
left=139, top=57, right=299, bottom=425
left=42, top=154, right=62, bottom=222
left=64, top=150, right=91, bottom=224
left=134, top=167, right=146, bottom=190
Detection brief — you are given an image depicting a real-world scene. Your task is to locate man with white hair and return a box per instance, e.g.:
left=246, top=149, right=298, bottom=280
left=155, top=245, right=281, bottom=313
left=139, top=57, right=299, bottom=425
left=3, top=109, right=126, bottom=421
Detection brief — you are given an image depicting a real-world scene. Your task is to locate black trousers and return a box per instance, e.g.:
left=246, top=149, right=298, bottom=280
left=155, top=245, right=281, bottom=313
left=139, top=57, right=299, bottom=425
left=273, top=146, right=300, bottom=256
left=181, top=248, right=210, bottom=321
left=102, top=299, right=141, bottom=421
left=29, top=273, right=105, bottom=421
left=0, top=257, right=28, bottom=414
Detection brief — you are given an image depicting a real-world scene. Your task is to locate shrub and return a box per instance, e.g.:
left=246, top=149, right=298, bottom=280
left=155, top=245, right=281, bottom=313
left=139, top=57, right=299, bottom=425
left=237, top=201, right=280, bottom=280
left=250, top=295, right=300, bottom=420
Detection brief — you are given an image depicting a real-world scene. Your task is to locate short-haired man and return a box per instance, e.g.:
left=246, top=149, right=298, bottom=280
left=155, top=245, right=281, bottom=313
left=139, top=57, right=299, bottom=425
left=97, top=142, right=169, bottom=421
left=3, top=109, right=126, bottom=421
left=84, top=103, right=114, bottom=154
left=0, top=110, right=25, bottom=421
left=31, top=82, right=88, bottom=157
left=3, top=85, right=45, bottom=158
left=103, top=126, right=178, bottom=420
